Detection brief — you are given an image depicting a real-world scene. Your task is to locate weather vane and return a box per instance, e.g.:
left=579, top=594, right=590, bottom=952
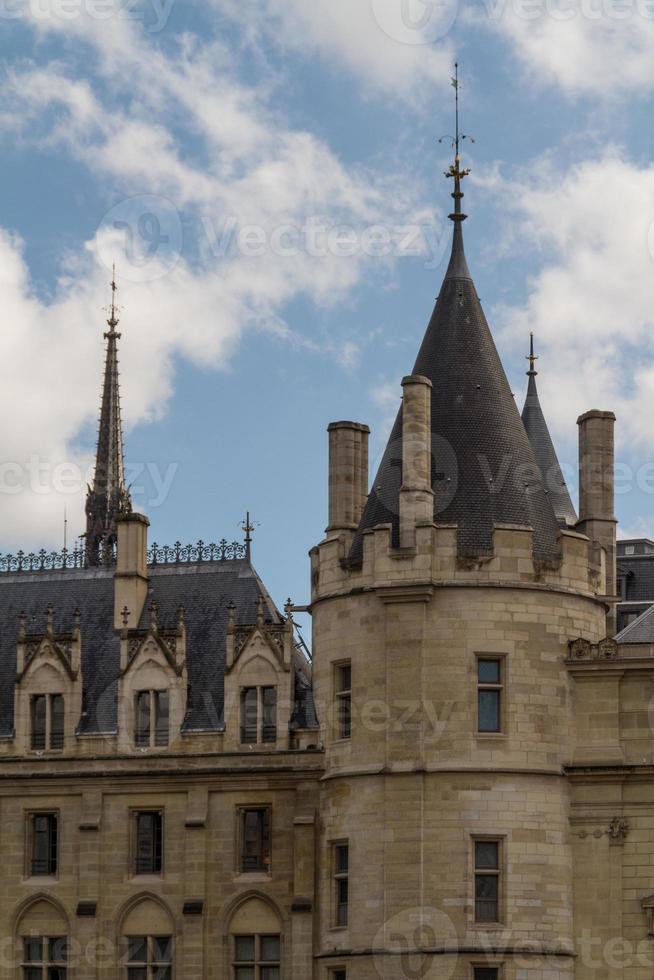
left=240, top=511, right=260, bottom=560
left=527, top=332, right=539, bottom=375
left=439, top=63, right=475, bottom=184
left=104, top=263, right=121, bottom=336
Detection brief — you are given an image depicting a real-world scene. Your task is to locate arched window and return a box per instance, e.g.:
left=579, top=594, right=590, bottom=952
left=120, top=896, right=174, bottom=979
left=229, top=897, right=282, bottom=979
left=15, top=897, right=69, bottom=979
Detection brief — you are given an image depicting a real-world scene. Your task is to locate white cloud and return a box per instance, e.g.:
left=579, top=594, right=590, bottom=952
left=471, top=0, right=654, bottom=95
left=212, top=0, right=455, bottom=102
left=0, top=10, right=436, bottom=548
left=490, top=152, right=654, bottom=463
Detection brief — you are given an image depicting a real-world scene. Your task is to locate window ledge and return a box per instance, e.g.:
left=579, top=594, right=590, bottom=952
left=23, top=876, right=58, bottom=884
left=475, top=732, right=507, bottom=739
left=234, top=872, right=272, bottom=883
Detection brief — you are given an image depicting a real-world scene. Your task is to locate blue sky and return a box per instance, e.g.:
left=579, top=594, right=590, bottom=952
left=1, top=0, right=654, bottom=623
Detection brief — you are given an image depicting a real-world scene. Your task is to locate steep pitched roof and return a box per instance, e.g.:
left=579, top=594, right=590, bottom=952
left=615, top=602, right=654, bottom=643
left=350, top=184, right=561, bottom=562
left=0, top=560, right=315, bottom=736
left=521, top=338, right=577, bottom=527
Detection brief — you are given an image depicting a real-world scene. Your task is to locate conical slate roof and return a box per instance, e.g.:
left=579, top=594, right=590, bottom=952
left=350, top=187, right=561, bottom=563
left=521, top=345, right=577, bottom=527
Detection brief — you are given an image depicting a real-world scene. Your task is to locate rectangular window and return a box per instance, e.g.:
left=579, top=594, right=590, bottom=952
left=474, top=839, right=501, bottom=923
left=126, top=935, right=172, bottom=979
left=333, top=842, right=349, bottom=927
left=334, top=663, right=352, bottom=740
left=240, top=807, right=271, bottom=874
left=22, top=936, right=68, bottom=979
left=31, top=694, right=64, bottom=750
left=233, top=934, right=280, bottom=980
left=240, top=687, right=277, bottom=745
left=135, top=691, right=169, bottom=748
left=473, top=969, right=499, bottom=980
left=261, top=687, right=277, bottom=743
left=331, top=972, right=347, bottom=980
left=29, top=813, right=58, bottom=876
left=477, top=658, right=503, bottom=733
left=134, top=811, right=163, bottom=876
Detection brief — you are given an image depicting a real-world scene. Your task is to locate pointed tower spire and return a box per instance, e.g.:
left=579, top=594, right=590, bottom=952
left=85, top=267, right=132, bottom=566
left=349, top=67, right=561, bottom=564
left=521, top=334, right=577, bottom=527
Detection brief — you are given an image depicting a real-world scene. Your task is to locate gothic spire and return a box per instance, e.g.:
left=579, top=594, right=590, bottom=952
left=521, top=334, right=577, bottom=527
left=85, top=268, right=132, bottom=565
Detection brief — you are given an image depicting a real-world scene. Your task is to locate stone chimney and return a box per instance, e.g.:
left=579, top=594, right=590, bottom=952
left=577, top=410, right=617, bottom=633
left=114, top=512, right=150, bottom=629
left=399, top=375, right=433, bottom=547
left=326, top=421, right=370, bottom=535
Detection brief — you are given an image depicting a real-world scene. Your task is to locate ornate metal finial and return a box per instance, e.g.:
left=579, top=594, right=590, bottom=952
left=121, top=605, right=130, bottom=629
left=240, top=512, right=259, bottom=561
left=106, top=264, right=120, bottom=335
left=284, top=597, right=294, bottom=623
left=527, top=332, right=539, bottom=376
left=439, top=63, right=474, bottom=223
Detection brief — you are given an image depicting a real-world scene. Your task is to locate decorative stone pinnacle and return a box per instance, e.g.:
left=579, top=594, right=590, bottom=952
left=46, top=604, right=54, bottom=634
left=121, top=605, right=130, bottom=629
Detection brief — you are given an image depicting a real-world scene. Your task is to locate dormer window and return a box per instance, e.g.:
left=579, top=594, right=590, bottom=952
left=30, top=694, right=64, bottom=751
left=135, top=691, right=169, bottom=748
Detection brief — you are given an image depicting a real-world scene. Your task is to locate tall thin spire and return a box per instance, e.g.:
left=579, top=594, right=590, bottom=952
left=85, top=268, right=132, bottom=566
left=441, top=63, right=473, bottom=280
left=521, top=334, right=577, bottom=527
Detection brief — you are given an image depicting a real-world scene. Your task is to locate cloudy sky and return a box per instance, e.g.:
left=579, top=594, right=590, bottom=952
left=1, top=0, right=653, bottom=614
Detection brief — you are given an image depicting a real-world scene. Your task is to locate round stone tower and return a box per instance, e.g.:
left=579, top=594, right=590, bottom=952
left=309, top=142, right=615, bottom=979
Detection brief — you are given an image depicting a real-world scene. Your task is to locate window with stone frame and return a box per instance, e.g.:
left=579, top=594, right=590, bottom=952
left=133, top=811, right=164, bottom=876
left=27, top=812, right=58, bottom=877
left=330, top=971, right=346, bottom=980
left=21, top=936, right=68, bottom=979
left=473, top=839, right=502, bottom=923
left=240, top=686, right=277, bottom=745
left=334, top=662, right=351, bottom=740
left=333, top=841, right=349, bottom=927
left=134, top=690, right=169, bottom=748
left=240, top=807, right=272, bottom=874
left=476, top=658, right=503, bottom=734
left=30, top=693, right=64, bottom=750
left=232, top=934, right=280, bottom=980
left=472, top=967, right=500, bottom=980
left=125, top=935, right=173, bottom=979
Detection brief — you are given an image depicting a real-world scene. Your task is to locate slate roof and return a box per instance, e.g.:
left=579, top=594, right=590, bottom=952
left=0, top=560, right=316, bottom=737
left=350, top=214, right=561, bottom=562
left=615, top=602, right=654, bottom=643
left=617, top=555, right=654, bottom=602
left=521, top=370, right=577, bottom=527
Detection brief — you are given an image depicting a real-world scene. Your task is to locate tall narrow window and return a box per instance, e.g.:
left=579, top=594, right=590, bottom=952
left=240, top=687, right=277, bottom=745
left=477, top=658, right=503, bottom=733
left=334, top=663, right=351, bottom=740
left=125, top=936, right=172, bottom=979
left=21, top=937, right=68, bottom=979
left=473, top=969, right=499, bottom=980
left=29, top=812, right=58, bottom=876
left=134, top=811, right=163, bottom=875
left=474, top=840, right=501, bottom=923
left=240, top=807, right=271, bottom=873
left=233, top=934, right=280, bottom=980
left=30, top=694, right=64, bottom=750
left=135, top=691, right=170, bottom=748
left=333, top=842, right=349, bottom=927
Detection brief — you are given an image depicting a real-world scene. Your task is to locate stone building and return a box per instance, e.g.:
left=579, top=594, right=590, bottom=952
left=0, top=129, right=651, bottom=980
